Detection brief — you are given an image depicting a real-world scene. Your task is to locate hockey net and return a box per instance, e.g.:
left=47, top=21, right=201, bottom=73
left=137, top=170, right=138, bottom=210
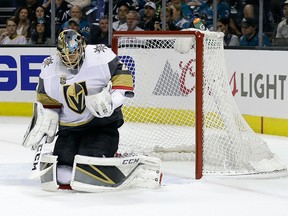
left=112, top=30, right=287, bottom=179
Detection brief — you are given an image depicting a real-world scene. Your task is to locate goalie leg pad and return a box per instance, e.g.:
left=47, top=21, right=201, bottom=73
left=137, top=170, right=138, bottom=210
left=70, top=155, right=162, bottom=192
left=40, top=154, right=59, bottom=191
left=131, top=156, right=163, bottom=189
left=40, top=154, right=73, bottom=191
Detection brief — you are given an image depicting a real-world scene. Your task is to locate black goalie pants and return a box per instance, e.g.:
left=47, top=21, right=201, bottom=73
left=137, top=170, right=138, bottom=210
left=53, top=122, right=119, bottom=166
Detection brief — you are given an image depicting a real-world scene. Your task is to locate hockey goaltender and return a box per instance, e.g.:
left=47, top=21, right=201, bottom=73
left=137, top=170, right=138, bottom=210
left=21, top=29, right=162, bottom=192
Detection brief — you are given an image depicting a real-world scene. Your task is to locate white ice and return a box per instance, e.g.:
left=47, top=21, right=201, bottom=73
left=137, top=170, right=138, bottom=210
left=1, top=116, right=288, bottom=216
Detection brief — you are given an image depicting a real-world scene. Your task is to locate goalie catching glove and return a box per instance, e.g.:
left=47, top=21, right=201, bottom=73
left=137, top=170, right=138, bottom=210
left=85, top=81, right=113, bottom=118
left=22, top=103, right=59, bottom=150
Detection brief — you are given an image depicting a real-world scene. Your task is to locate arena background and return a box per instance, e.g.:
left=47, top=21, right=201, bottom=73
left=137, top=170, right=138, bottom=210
left=0, top=47, right=287, bottom=136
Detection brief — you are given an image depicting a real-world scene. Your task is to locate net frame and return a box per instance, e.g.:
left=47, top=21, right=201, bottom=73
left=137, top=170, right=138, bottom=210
left=113, top=30, right=204, bottom=179
left=112, top=30, right=287, bottom=180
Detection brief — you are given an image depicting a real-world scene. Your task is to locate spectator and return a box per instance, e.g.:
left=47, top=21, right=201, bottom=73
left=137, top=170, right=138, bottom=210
left=43, top=0, right=90, bottom=9
left=168, top=0, right=195, bottom=25
left=34, top=5, right=50, bottom=22
left=168, top=0, right=181, bottom=9
left=113, top=3, right=130, bottom=31
left=228, top=0, right=244, bottom=36
left=65, top=0, right=91, bottom=8
left=67, top=17, right=81, bottom=32
left=271, top=0, right=283, bottom=24
left=84, top=0, right=108, bottom=27
left=135, top=0, right=147, bottom=11
left=112, top=0, right=137, bottom=16
left=243, top=2, right=257, bottom=19
left=195, top=0, right=230, bottom=30
left=243, top=0, right=274, bottom=32
left=171, top=4, right=191, bottom=29
left=25, top=0, right=41, bottom=21
left=139, top=1, right=160, bottom=30
left=217, top=17, right=239, bottom=46
left=275, top=0, right=288, bottom=38
left=30, top=6, right=51, bottom=37
left=14, top=6, right=31, bottom=40
left=58, top=5, right=90, bottom=42
left=155, top=6, right=181, bottom=31
left=186, top=0, right=202, bottom=9
left=118, top=10, right=144, bottom=31
left=42, top=0, right=50, bottom=8
left=239, top=17, right=271, bottom=46
left=0, top=17, right=27, bottom=45
left=28, top=17, right=52, bottom=45
left=44, top=0, right=72, bottom=35
left=89, top=15, right=109, bottom=45
left=117, top=10, right=146, bottom=48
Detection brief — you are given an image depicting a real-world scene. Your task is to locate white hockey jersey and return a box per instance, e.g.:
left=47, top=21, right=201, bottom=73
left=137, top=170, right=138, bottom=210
left=37, top=44, right=133, bottom=129
left=0, top=35, right=27, bottom=44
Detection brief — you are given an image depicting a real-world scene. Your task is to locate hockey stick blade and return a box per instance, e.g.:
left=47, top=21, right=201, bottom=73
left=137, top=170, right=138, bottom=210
left=29, top=135, right=47, bottom=179
left=22, top=103, right=38, bottom=147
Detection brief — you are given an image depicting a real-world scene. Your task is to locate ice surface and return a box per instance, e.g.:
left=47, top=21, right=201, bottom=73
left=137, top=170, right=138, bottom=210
left=0, top=116, right=288, bottom=216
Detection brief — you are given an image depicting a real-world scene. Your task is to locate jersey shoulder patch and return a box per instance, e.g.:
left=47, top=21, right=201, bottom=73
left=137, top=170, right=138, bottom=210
left=40, top=55, right=58, bottom=79
left=85, top=44, right=116, bottom=67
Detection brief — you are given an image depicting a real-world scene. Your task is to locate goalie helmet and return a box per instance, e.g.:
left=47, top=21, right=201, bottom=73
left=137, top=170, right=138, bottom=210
left=57, top=29, right=86, bottom=70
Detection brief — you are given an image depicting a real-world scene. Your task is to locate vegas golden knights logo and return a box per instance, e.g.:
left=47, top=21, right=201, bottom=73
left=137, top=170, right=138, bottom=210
left=63, top=82, right=88, bottom=113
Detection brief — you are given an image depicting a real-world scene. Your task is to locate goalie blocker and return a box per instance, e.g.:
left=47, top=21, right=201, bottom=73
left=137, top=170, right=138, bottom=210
left=40, top=154, right=162, bottom=192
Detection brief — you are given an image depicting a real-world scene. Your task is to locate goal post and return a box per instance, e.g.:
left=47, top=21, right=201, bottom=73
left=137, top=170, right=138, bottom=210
left=112, top=30, right=287, bottom=179
left=112, top=30, right=205, bottom=179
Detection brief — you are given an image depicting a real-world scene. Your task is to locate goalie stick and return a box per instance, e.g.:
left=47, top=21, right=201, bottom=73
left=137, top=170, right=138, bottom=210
left=22, top=103, right=38, bottom=149
left=29, top=135, right=52, bottom=179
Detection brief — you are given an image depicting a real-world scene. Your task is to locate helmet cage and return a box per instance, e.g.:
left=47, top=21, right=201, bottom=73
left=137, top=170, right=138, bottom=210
left=57, top=30, right=85, bottom=69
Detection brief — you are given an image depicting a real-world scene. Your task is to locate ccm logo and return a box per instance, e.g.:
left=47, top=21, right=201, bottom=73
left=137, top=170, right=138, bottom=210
left=122, top=158, right=139, bottom=165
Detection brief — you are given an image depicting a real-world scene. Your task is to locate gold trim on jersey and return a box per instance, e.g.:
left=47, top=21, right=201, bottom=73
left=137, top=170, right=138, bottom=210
left=111, top=74, right=133, bottom=90
left=37, top=93, right=62, bottom=107
left=59, top=117, right=94, bottom=127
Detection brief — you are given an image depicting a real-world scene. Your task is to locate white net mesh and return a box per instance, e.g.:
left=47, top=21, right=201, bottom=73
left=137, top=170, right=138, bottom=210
left=114, top=30, right=287, bottom=177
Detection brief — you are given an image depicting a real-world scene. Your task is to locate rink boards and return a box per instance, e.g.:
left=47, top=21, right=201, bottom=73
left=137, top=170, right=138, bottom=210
left=0, top=47, right=287, bottom=136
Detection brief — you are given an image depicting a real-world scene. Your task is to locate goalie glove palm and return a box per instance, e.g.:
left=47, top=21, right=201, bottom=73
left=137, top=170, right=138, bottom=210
left=85, top=82, right=113, bottom=118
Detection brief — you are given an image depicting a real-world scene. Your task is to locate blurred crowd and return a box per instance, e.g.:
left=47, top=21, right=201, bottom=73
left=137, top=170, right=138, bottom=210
left=0, top=0, right=288, bottom=47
